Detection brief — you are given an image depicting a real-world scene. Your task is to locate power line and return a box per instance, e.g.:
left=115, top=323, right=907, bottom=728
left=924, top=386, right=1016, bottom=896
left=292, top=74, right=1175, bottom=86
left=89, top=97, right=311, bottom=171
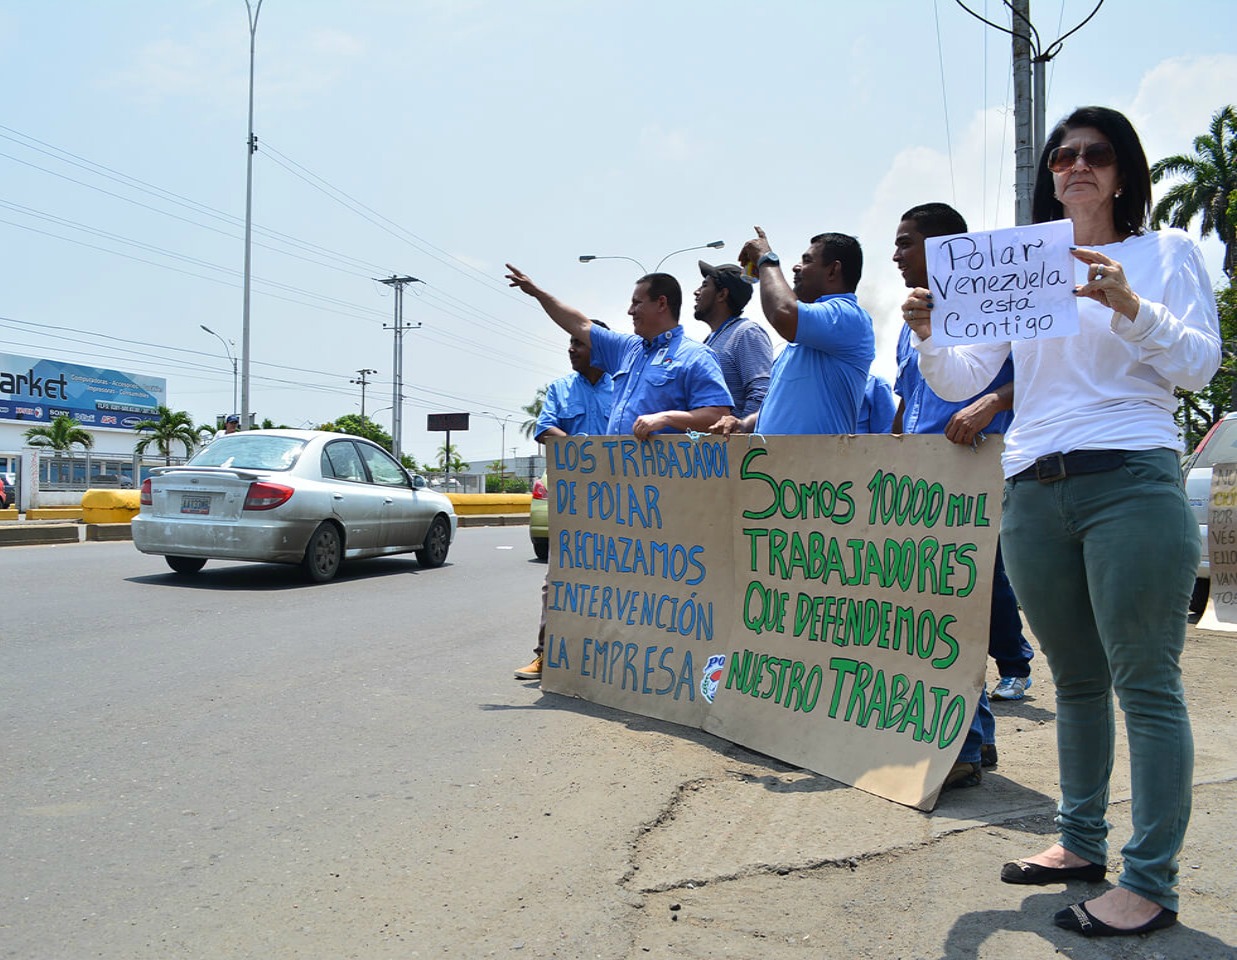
left=0, top=123, right=560, bottom=348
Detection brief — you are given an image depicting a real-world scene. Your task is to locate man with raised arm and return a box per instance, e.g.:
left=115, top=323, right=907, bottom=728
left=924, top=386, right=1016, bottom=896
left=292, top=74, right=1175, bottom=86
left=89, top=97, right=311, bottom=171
left=505, top=265, right=732, bottom=440
left=707, top=227, right=874, bottom=437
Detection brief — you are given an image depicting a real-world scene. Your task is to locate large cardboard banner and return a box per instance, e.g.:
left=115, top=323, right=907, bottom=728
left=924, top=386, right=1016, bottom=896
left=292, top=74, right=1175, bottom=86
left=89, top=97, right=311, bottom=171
left=542, top=434, right=1004, bottom=809
left=1204, top=462, right=1237, bottom=626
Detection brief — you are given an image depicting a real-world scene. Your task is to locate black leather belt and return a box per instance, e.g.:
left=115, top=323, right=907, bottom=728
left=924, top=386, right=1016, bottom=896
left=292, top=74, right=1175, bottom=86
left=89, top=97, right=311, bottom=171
left=1011, top=449, right=1126, bottom=483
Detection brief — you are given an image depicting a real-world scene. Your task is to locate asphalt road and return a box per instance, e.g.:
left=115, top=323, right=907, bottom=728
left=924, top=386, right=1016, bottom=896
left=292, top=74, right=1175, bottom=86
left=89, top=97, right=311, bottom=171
left=2, top=529, right=568, bottom=958
left=3, top=531, right=1235, bottom=959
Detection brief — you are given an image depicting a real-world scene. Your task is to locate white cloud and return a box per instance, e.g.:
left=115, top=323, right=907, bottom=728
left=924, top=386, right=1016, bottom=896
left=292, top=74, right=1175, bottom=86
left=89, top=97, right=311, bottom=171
left=109, top=23, right=367, bottom=112
left=857, top=54, right=1237, bottom=382
left=637, top=125, right=692, bottom=164
left=1127, top=53, right=1237, bottom=162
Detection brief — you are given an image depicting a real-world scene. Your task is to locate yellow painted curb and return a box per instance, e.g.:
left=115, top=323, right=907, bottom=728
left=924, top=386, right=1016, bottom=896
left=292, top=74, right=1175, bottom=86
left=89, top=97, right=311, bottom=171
left=445, top=493, right=532, bottom=516
left=27, top=507, right=85, bottom=521
left=81, top=489, right=141, bottom=524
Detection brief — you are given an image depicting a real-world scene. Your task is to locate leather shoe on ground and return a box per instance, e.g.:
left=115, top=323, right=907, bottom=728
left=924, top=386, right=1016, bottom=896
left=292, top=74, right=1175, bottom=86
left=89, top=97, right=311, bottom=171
left=1054, top=900, right=1177, bottom=937
left=1000, top=859, right=1106, bottom=885
left=514, top=655, right=542, bottom=680
left=980, top=743, right=998, bottom=768
left=942, top=760, right=981, bottom=790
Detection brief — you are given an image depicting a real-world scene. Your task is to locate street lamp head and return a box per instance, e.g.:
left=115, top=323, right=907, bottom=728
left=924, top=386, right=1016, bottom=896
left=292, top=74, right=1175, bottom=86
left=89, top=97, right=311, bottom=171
left=706, top=240, right=725, bottom=249
left=579, top=255, right=596, bottom=263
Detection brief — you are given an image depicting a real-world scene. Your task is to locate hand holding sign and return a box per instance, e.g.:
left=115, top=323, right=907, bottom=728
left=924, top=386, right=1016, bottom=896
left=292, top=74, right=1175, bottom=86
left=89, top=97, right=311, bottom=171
left=924, top=220, right=1078, bottom=346
left=1070, top=247, right=1141, bottom=320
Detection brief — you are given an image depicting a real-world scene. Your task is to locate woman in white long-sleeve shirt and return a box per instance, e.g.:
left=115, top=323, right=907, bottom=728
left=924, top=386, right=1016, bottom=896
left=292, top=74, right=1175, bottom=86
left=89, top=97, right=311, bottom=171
left=905, top=106, right=1220, bottom=939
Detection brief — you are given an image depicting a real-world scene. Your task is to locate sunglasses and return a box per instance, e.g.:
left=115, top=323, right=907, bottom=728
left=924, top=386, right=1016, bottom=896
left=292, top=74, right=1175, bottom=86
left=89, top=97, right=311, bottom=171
left=1047, top=142, right=1117, bottom=173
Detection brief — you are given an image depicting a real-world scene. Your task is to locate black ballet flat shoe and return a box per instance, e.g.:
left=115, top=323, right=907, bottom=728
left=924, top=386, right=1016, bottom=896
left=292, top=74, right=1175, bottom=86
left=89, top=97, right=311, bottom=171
left=1054, top=900, right=1178, bottom=938
left=1000, top=859, right=1107, bottom=885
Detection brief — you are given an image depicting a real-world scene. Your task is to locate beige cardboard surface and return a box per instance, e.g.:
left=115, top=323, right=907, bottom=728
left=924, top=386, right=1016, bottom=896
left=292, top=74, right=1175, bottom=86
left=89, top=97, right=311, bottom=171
left=541, top=434, right=1003, bottom=810
left=1202, top=462, right=1237, bottom=630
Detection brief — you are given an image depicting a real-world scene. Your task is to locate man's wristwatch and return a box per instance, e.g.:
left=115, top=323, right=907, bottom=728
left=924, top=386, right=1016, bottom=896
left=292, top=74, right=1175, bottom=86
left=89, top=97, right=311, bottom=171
left=756, top=251, right=780, bottom=269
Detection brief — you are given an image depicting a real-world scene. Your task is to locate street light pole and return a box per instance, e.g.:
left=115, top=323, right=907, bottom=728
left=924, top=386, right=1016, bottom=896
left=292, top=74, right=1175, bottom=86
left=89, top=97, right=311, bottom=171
left=578, top=240, right=724, bottom=275
left=479, top=412, right=512, bottom=488
left=578, top=254, right=649, bottom=273
left=240, top=0, right=263, bottom=429
left=200, top=324, right=237, bottom=419
left=655, top=240, right=725, bottom=272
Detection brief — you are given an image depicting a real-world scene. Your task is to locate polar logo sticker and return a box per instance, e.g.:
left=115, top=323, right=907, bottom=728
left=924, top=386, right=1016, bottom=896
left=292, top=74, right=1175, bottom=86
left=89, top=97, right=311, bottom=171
left=700, top=654, right=727, bottom=703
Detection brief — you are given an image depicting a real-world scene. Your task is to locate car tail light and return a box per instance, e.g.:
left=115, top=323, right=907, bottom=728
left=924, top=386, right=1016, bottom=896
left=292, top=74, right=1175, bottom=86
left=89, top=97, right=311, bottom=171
left=243, top=481, right=294, bottom=511
left=532, top=477, right=548, bottom=500
left=140, top=478, right=153, bottom=506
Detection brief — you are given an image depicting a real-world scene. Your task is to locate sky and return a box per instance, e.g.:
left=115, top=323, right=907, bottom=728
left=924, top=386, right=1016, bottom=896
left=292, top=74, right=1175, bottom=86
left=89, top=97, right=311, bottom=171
left=2, top=0, right=1235, bottom=469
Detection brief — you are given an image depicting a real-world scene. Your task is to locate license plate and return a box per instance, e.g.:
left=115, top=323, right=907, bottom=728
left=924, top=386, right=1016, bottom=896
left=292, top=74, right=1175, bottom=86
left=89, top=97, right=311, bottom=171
left=180, top=495, right=211, bottom=515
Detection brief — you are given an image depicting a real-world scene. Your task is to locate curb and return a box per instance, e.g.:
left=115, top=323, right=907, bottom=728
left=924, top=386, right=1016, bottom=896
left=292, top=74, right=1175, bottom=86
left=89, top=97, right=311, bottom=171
left=0, top=515, right=526, bottom=546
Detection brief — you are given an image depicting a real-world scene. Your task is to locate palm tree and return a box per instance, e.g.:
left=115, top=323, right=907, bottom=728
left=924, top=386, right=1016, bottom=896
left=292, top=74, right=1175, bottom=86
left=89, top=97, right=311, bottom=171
left=133, top=406, right=204, bottom=465
left=1151, top=104, right=1237, bottom=278
left=520, top=385, right=548, bottom=440
left=436, top=442, right=469, bottom=474
left=24, top=414, right=95, bottom=454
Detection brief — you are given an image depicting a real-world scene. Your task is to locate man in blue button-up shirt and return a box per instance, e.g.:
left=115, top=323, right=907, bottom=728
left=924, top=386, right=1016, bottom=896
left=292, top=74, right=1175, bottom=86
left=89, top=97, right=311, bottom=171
left=534, top=324, right=613, bottom=442
left=516, top=326, right=616, bottom=682
left=891, top=201, right=1033, bottom=791
left=506, top=265, right=732, bottom=439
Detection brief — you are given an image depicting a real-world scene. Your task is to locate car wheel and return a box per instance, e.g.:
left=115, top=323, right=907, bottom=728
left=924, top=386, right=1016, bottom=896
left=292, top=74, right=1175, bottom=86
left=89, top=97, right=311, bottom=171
left=302, top=522, right=343, bottom=583
left=416, top=516, right=451, bottom=568
left=1189, top=577, right=1210, bottom=615
left=533, top=537, right=549, bottom=562
left=166, top=555, right=207, bottom=575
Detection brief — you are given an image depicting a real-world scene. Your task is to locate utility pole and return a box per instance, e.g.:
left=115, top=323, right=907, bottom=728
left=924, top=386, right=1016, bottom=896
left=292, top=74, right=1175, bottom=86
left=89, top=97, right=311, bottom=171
left=240, top=0, right=263, bottom=429
left=961, top=0, right=1101, bottom=225
left=376, top=275, right=423, bottom=460
left=1012, top=0, right=1034, bottom=225
left=351, top=368, right=378, bottom=420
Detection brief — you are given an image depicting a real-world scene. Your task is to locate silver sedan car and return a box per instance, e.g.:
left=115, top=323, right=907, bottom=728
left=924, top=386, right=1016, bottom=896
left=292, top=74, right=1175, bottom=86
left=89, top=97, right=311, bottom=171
left=132, top=430, right=457, bottom=582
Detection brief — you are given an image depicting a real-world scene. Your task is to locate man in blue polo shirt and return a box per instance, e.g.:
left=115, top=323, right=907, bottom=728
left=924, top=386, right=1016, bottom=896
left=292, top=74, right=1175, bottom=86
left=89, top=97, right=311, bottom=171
left=505, top=265, right=732, bottom=439
left=708, top=227, right=875, bottom=437
left=892, top=201, right=1034, bottom=789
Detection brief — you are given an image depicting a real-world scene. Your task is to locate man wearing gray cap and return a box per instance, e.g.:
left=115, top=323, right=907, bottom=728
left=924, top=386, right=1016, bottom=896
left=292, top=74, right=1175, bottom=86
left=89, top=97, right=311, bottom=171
left=693, top=261, right=772, bottom=419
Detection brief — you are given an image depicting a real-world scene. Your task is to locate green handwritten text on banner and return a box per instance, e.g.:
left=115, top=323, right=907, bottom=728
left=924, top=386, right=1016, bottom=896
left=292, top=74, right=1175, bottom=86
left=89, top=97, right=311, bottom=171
left=541, top=434, right=1003, bottom=810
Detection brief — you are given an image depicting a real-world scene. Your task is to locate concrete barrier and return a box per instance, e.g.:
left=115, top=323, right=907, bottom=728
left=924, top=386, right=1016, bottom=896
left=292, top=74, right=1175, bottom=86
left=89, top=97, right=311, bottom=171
left=81, top=488, right=142, bottom=524
left=446, top=492, right=532, bottom=516
left=0, top=507, right=18, bottom=522
left=85, top=523, right=135, bottom=542
left=0, top=523, right=81, bottom=546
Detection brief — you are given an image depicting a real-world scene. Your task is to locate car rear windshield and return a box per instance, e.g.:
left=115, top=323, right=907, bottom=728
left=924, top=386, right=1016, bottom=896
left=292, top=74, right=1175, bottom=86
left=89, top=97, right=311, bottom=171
left=188, top=436, right=306, bottom=471
left=1194, top=418, right=1237, bottom=469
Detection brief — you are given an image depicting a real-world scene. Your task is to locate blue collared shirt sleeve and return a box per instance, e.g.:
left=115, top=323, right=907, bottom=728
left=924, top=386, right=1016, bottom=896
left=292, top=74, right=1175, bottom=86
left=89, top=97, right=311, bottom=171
left=795, top=294, right=876, bottom=370
left=729, top=323, right=773, bottom=418
left=683, top=346, right=734, bottom=411
left=588, top=324, right=626, bottom=377
left=858, top=375, right=897, bottom=433
left=535, top=377, right=568, bottom=440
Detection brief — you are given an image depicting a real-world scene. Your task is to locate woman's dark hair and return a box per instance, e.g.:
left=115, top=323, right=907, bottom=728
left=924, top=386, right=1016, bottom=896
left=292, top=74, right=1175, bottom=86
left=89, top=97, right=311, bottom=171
left=1032, top=106, right=1151, bottom=234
